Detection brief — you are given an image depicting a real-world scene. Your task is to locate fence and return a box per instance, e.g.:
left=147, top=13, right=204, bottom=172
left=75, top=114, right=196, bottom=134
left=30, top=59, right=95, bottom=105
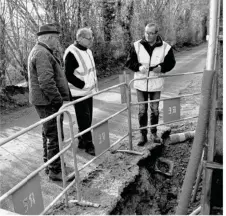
left=0, top=71, right=203, bottom=215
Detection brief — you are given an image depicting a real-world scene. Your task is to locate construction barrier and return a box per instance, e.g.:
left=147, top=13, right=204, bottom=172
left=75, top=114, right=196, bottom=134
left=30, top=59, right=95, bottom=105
left=0, top=71, right=203, bottom=214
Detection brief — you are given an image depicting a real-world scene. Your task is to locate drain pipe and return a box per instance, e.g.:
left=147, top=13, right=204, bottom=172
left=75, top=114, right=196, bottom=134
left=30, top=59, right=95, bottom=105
left=168, top=131, right=195, bottom=145
left=176, top=0, right=218, bottom=214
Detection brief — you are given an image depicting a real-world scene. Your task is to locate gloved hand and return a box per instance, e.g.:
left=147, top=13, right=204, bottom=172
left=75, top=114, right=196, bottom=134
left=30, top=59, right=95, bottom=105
left=139, top=65, right=149, bottom=73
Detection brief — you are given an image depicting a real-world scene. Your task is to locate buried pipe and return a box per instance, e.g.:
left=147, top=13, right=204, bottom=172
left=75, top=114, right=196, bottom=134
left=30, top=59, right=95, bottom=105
left=167, top=131, right=195, bottom=145
left=175, top=69, right=215, bottom=215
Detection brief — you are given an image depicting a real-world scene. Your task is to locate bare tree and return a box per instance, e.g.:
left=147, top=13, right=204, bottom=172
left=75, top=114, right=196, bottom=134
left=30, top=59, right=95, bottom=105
left=0, top=0, right=7, bottom=90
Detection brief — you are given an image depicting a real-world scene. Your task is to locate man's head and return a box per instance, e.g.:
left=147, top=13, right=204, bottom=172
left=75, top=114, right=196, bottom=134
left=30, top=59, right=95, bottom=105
left=37, top=23, right=61, bottom=50
left=144, top=23, right=159, bottom=44
left=76, top=27, right=94, bottom=49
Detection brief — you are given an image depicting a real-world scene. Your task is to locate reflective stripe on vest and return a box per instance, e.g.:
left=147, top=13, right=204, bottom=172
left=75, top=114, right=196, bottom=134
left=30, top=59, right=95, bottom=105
left=63, top=45, right=97, bottom=96
left=72, top=47, right=89, bottom=75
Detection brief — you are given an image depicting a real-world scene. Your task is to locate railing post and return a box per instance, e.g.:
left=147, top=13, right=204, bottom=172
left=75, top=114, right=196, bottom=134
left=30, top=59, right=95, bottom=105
left=57, top=113, right=68, bottom=206
left=124, top=71, right=133, bottom=151
left=117, top=72, right=143, bottom=155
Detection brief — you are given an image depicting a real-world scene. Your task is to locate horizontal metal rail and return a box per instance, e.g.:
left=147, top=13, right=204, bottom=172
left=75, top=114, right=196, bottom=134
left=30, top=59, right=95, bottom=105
left=133, top=116, right=198, bottom=132
left=0, top=109, right=68, bottom=147
left=128, top=71, right=203, bottom=88
left=130, top=93, right=201, bottom=106
left=68, top=107, right=127, bottom=140
left=61, top=82, right=126, bottom=110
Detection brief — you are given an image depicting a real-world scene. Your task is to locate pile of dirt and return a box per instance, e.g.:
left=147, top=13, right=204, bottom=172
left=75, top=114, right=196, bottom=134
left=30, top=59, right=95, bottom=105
left=0, top=86, right=30, bottom=114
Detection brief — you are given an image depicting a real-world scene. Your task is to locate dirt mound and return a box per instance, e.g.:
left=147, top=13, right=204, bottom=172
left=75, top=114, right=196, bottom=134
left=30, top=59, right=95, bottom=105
left=0, top=86, right=30, bottom=113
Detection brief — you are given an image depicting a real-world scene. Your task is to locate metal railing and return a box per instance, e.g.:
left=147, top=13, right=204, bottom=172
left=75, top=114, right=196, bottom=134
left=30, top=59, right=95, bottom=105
left=0, top=81, right=138, bottom=215
left=0, top=70, right=203, bottom=214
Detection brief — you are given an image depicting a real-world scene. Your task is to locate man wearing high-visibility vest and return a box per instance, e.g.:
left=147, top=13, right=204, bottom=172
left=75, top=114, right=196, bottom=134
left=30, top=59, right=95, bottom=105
left=64, top=27, right=98, bottom=156
left=126, top=23, right=176, bottom=146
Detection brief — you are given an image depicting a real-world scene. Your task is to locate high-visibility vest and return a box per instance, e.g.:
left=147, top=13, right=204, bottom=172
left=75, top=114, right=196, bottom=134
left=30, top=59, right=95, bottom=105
left=134, top=39, right=171, bottom=92
left=63, top=44, right=98, bottom=96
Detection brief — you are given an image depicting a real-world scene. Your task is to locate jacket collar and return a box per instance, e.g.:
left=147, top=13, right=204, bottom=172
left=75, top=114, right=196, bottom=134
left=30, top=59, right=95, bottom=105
left=37, top=42, right=54, bottom=54
left=74, top=41, right=87, bottom=51
left=140, top=35, right=163, bottom=48
left=37, top=42, right=61, bottom=65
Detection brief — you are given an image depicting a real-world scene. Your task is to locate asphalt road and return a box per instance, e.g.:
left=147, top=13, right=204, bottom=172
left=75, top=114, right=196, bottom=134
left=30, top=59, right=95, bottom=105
left=0, top=43, right=207, bottom=213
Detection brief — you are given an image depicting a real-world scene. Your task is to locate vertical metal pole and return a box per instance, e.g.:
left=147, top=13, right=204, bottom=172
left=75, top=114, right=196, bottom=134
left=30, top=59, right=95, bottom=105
left=57, top=113, right=68, bottom=206
left=67, top=112, right=82, bottom=202
left=206, top=0, right=219, bottom=71
left=214, top=0, right=221, bottom=70
left=124, top=71, right=133, bottom=150
left=176, top=1, right=219, bottom=213
left=201, top=0, right=220, bottom=214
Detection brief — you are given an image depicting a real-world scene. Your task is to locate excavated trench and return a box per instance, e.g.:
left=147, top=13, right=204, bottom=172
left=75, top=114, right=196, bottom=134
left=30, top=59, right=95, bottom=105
left=109, top=141, right=199, bottom=215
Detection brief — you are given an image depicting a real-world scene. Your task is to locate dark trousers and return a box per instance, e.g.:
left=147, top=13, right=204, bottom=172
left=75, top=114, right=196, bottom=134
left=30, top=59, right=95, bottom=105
left=35, top=104, right=63, bottom=174
left=136, top=90, right=160, bottom=135
left=72, top=96, right=93, bottom=147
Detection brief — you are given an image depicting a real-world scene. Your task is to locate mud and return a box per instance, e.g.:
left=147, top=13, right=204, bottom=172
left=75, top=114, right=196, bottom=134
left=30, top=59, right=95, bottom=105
left=110, top=137, right=200, bottom=215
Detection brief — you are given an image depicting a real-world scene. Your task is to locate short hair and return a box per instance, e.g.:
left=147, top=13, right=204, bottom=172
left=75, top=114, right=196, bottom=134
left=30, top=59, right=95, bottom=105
left=145, top=23, right=159, bottom=33
left=76, top=27, right=92, bottom=40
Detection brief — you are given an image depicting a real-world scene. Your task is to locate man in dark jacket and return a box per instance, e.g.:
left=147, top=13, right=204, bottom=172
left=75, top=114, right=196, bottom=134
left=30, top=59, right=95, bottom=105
left=28, top=23, right=74, bottom=181
left=126, top=23, right=176, bottom=146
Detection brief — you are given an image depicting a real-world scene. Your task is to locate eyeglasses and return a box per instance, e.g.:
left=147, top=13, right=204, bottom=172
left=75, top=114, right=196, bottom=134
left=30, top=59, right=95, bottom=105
left=145, top=31, right=157, bottom=36
left=83, top=36, right=94, bottom=41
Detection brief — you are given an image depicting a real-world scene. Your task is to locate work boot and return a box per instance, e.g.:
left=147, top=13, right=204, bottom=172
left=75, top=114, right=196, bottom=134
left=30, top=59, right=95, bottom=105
left=78, top=139, right=86, bottom=149
left=85, top=141, right=96, bottom=156
left=151, top=133, right=161, bottom=143
left=49, top=165, right=75, bottom=182
left=78, top=136, right=86, bottom=149
left=137, top=134, right=148, bottom=146
left=85, top=147, right=95, bottom=156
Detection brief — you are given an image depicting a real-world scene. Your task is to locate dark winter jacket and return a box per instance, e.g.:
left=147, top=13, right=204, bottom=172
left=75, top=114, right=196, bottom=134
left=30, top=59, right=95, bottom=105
left=28, top=42, right=70, bottom=106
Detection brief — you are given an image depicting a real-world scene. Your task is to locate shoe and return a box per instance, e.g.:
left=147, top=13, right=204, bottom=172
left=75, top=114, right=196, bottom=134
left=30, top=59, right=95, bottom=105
left=85, top=147, right=96, bottom=156
left=49, top=171, right=64, bottom=181
left=78, top=136, right=86, bottom=149
left=49, top=165, right=75, bottom=182
left=137, top=134, right=148, bottom=146
left=78, top=141, right=86, bottom=149
left=151, top=133, right=161, bottom=143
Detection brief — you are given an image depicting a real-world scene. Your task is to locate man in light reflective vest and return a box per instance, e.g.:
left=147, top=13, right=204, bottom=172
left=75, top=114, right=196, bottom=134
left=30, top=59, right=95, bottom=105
left=126, top=23, right=176, bottom=146
left=64, top=27, right=98, bottom=156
